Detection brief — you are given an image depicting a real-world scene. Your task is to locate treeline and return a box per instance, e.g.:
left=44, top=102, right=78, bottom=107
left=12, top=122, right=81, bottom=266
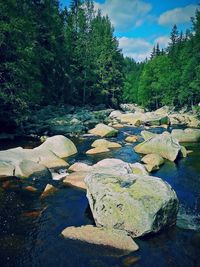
left=123, top=7, right=200, bottom=110
left=0, top=0, right=123, bottom=130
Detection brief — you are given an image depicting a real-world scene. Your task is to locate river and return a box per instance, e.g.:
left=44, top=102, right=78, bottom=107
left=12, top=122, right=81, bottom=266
left=0, top=126, right=199, bottom=267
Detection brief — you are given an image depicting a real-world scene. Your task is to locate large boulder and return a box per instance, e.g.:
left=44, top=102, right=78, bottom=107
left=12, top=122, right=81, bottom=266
left=119, top=113, right=143, bottom=126
left=64, top=158, right=136, bottom=190
left=0, top=161, right=15, bottom=180
left=85, top=173, right=179, bottom=237
left=171, top=128, right=200, bottom=143
left=0, top=135, right=74, bottom=179
left=38, top=135, right=77, bottom=158
left=141, top=130, right=157, bottom=140
left=14, top=160, right=51, bottom=179
left=61, top=225, right=139, bottom=253
left=89, top=124, right=118, bottom=138
left=134, top=132, right=182, bottom=161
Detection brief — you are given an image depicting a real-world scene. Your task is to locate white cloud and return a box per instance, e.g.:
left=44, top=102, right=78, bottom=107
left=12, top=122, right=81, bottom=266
left=158, top=4, right=197, bottom=26
left=118, top=37, right=152, bottom=62
left=94, top=0, right=152, bottom=30
left=154, top=36, right=170, bottom=49
left=118, top=35, right=172, bottom=62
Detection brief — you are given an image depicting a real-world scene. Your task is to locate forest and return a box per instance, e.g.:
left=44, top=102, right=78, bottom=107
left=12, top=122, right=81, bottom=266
left=0, top=0, right=200, bottom=131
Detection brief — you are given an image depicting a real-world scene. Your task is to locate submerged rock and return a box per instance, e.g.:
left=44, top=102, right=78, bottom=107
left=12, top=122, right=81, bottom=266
left=89, top=123, right=118, bottom=138
left=171, top=128, right=200, bottom=143
left=61, top=225, right=139, bottom=253
left=41, top=184, right=57, bottom=198
left=85, top=173, right=179, bottom=237
left=134, top=132, right=182, bottom=161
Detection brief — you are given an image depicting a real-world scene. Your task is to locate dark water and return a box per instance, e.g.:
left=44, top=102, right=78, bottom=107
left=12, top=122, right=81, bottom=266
left=0, top=127, right=200, bottom=267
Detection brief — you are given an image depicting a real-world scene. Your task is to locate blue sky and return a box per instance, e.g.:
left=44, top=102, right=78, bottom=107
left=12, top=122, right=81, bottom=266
left=60, top=0, right=199, bottom=61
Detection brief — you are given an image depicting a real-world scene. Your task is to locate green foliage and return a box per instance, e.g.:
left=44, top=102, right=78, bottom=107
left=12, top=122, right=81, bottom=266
left=123, top=6, right=200, bottom=110
left=0, top=0, right=124, bottom=131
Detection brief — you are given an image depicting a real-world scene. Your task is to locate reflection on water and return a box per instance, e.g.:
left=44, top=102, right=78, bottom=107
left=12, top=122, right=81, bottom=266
left=0, top=127, right=200, bottom=267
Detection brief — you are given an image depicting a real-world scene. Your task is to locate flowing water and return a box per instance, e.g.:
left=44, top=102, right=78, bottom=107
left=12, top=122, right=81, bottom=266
left=0, top=126, right=200, bottom=267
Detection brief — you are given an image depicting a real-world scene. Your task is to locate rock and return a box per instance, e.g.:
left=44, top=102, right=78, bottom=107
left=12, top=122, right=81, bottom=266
left=64, top=158, right=134, bottom=190
left=130, top=163, right=149, bottom=175
left=134, top=132, right=182, bottom=161
left=109, top=110, right=123, bottom=119
left=145, top=116, right=170, bottom=126
left=144, top=164, right=158, bottom=172
left=180, top=146, right=187, bottom=158
left=37, top=135, right=77, bottom=158
left=141, top=130, right=157, bottom=140
left=154, top=106, right=171, bottom=115
left=91, top=139, right=121, bottom=149
left=0, top=162, right=15, bottom=179
left=63, top=172, right=88, bottom=190
left=125, top=135, right=138, bottom=143
left=28, top=148, right=69, bottom=169
left=112, top=123, right=124, bottom=129
left=61, top=225, right=139, bottom=253
left=122, top=256, right=140, bottom=266
left=85, top=173, right=179, bottom=237
left=171, top=129, right=200, bottom=143
left=92, top=159, right=132, bottom=176
left=120, top=104, right=144, bottom=113
left=141, top=154, right=164, bottom=168
left=51, top=170, right=68, bottom=181
left=68, top=162, right=92, bottom=172
left=119, top=113, right=142, bottom=126
left=86, top=147, right=110, bottom=155
left=23, top=186, right=38, bottom=192
left=40, top=184, right=57, bottom=198
left=15, top=160, right=51, bottom=179
left=89, top=124, right=118, bottom=138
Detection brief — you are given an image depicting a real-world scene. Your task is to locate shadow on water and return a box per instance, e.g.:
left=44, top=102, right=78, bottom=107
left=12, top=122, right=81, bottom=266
left=0, top=126, right=200, bottom=267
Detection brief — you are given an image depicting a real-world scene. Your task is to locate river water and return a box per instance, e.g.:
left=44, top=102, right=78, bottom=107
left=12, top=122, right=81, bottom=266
left=0, top=126, right=199, bottom=267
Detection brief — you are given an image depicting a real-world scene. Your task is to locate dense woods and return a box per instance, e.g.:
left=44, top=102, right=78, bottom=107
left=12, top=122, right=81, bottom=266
left=124, top=8, right=200, bottom=110
left=0, top=0, right=200, bottom=131
left=0, top=0, right=123, bottom=130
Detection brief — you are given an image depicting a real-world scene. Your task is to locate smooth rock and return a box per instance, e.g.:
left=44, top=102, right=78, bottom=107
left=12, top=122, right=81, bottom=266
left=171, top=129, right=200, bottom=143
left=134, top=132, right=182, bottom=161
left=68, top=162, right=92, bottom=172
left=37, top=135, right=77, bottom=158
left=91, top=139, right=121, bottom=149
left=86, top=147, right=110, bottom=155
left=63, top=172, right=88, bottom=190
left=89, top=124, right=118, bottom=138
left=61, top=225, right=139, bottom=252
left=141, top=130, right=157, bottom=140
left=15, top=160, right=51, bottom=179
left=85, top=173, right=179, bottom=237
left=0, top=162, right=15, bottom=179
left=125, top=135, right=138, bottom=143
left=130, top=163, right=149, bottom=175
left=141, top=154, right=164, bottom=168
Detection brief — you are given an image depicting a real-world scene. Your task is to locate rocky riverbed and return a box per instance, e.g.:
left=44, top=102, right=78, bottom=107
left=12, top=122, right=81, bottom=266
left=0, top=104, right=200, bottom=267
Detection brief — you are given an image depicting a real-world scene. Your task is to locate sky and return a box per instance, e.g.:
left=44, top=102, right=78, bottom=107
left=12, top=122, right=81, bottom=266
left=60, top=0, right=199, bottom=62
